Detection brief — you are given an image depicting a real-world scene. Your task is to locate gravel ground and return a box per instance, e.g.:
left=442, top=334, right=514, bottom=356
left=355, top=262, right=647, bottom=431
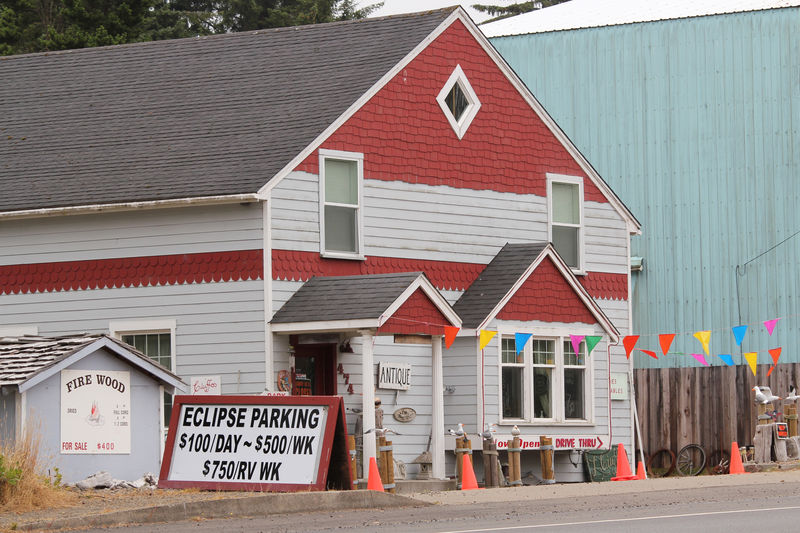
left=0, top=487, right=251, bottom=531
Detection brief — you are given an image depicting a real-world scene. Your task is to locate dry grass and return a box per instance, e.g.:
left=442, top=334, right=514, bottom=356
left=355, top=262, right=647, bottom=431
left=0, top=428, right=77, bottom=513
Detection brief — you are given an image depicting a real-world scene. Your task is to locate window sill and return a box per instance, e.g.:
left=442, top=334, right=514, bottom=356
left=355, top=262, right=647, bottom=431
left=571, top=269, right=587, bottom=276
left=498, top=420, right=596, bottom=427
left=320, top=251, right=365, bottom=261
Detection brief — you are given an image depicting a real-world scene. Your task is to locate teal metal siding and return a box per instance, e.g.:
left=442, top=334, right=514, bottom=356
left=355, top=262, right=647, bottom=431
left=492, top=8, right=800, bottom=368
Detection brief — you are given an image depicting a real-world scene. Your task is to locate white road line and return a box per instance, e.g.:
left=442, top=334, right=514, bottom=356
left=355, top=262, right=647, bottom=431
left=434, top=505, right=800, bottom=533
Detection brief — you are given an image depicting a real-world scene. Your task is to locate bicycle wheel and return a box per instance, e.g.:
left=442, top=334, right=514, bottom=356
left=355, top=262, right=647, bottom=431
left=707, top=449, right=730, bottom=475
left=676, top=444, right=706, bottom=476
left=646, top=448, right=676, bottom=478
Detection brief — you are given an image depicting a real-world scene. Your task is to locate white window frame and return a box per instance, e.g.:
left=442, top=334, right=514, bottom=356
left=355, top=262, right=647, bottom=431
left=547, top=173, right=585, bottom=274
left=109, top=319, right=177, bottom=438
left=319, top=149, right=365, bottom=260
left=497, top=328, right=594, bottom=426
left=500, top=337, right=528, bottom=421
left=436, top=64, right=481, bottom=140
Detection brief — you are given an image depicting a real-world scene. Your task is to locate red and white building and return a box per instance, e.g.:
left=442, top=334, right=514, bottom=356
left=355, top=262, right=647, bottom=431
left=0, top=7, right=639, bottom=482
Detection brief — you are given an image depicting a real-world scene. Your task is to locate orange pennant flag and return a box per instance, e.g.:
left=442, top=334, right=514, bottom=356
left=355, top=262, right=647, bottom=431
left=444, top=326, right=459, bottom=349
left=639, top=349, right=658, bottom=360
left=479, top=330, right=497, bottom=351
left=658, top=334, right=675, bottom=356
left=767, top=366, right=776, bottom=377
left=623, top=335, right=639, bottom=359
left=769, top=347, right=782, bottom=366
left=744, top=352, right=758, bottom=376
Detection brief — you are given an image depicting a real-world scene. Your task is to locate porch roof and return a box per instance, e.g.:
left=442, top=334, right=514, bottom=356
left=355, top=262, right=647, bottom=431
left=270, top=272, right=461, bottom=334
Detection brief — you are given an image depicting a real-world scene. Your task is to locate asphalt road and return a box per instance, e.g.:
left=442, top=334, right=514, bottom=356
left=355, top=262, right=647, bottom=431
left=92, top=479, right=800, bottom=533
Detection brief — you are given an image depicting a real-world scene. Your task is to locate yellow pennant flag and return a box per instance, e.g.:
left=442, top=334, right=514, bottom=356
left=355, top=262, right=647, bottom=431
left=744, top=352, right=758, bottom=376
left=479, top=330, right=497, bottom=351
left=693, top=330, right=711, bottom=356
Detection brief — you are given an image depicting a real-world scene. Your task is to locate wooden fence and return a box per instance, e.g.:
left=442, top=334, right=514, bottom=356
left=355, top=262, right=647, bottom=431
left=633, top=363, right=800, bottom=458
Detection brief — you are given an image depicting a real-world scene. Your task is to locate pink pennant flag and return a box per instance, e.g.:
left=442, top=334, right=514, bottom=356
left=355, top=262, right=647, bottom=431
left=764, top=318, right=780, bottom=336
left=639, top=349, right=658, bottom=360
left=570, top=335, right=585, bottom=356
left=691, top=353, right=710, bottom=366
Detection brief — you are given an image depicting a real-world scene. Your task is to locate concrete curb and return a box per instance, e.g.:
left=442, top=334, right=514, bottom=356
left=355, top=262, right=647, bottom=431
left=19, top=490, right=431, bottom=531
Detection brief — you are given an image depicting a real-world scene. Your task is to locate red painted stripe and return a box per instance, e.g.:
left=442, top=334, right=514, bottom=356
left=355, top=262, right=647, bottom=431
left=0, top=250, right=263, bottom=295
left=0, top=248, right=627, bottom=301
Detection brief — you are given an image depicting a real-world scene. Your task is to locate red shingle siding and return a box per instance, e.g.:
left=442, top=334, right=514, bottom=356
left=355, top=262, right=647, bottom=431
left=497, top=257, right=597, bottom=324
left=378, top=288, right=452, bottom=334
left=0, top=250, right=263, bottom=295
left=295, top=21, right=607, bottom=203
left=578, top=271, right=628, bottom=301
left=272, top=249, right=484, bottom=292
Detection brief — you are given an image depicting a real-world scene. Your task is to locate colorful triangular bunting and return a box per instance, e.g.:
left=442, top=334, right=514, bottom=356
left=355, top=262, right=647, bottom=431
left=585, top=336, right=603, bottom=355
left=769, top=347, right=782, bottom=366
left=718, top=354, right=734, bottom=366
left=744, top=352, right=758, bottom=376
left=764, top=318, right=780, bottom=336
left=693, top=330, right=711, bottom=356
left=444, top=326, right=460, bottom=349
left=732, top=325, right=748, bottom=346
left=767, top=366, right=776, bottom=377
left=479, top=330, right=497, bottom=351
left=570, top=335, right=585, bottom=356
left=658, top=334, right=675, bottom=357
left=691, top=353, right=709, bottom=366
left=639, top=349, right=658, bottom=360
left=623, top=335, right=639, bottom=359
left=515, top=333, right=532, bottom=355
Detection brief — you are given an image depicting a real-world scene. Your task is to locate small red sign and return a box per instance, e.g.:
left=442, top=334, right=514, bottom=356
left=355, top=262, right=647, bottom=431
left=776, top=422, right=789, bottom=440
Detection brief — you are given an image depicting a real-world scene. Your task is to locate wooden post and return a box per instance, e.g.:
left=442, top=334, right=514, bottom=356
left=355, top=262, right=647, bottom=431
left=482, top=437, right=499, bottom=488
left=786, top=404, right=798, bottom=437
left=539, top=436, right=555, bottom=484
left=758, top=403, right=772, bottom=425
left=347, top=435, right=358, bottom=488
left=507, top=437, right=521, bottom=486
left=382, top=437, right=395, bottom=493
left=455, top=437, right=465, bottom=489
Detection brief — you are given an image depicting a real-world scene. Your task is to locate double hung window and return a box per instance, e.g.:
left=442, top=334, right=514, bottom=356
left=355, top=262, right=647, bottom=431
left=500, top=334, right=590, bottom=424
left=548, top=175, right=584, bottom=271
left=320, top=149, right=363, bottom=258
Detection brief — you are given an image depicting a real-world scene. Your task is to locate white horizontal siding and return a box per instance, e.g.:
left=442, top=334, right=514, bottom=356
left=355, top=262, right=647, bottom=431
left=0, top=281, right=267, bottom=394
left=443, top=338, right=478, bottom=433
left=271, top=172, right=629, bottom=270
left=0, top=203, right=263, bottom=266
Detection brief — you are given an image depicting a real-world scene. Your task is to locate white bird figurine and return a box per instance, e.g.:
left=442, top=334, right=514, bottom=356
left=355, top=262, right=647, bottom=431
left=753, top=385, right=781, bottom=404
left=511, top=424, right=521, bottom=437
left=785, top=385, right=800, bottom=402
left=365, top=427, right=402, bottom=436
left=447, top=423, right=466, bottom=438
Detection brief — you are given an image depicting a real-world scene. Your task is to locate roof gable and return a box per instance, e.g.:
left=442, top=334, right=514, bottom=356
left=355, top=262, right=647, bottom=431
left=454, top=243, right=619, bottom=339
left=270, top=272, right=460, bottom=333
left=0, top=9, right=454, bottom=214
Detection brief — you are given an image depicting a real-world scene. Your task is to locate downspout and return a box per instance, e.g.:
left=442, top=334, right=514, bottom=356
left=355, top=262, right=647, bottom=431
left=263, top=197, right=274, bottom=390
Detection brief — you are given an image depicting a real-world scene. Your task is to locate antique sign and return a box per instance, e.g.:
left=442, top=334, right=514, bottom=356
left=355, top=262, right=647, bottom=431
left=610, top=372, right=628, bottom=400
left=60, top=369, right=131, bottom=454
left=378, top=362, right=411, bottom=390
left=159, top=395, right=351, bottom=491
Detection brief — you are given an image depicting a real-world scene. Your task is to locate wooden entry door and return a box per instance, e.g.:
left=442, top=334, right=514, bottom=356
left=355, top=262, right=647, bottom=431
left=292, top=343, right=337, bottom=396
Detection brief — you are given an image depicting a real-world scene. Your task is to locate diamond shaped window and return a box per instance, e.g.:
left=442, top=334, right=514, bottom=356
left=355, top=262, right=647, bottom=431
left=436, top=65, right=481, bottom=140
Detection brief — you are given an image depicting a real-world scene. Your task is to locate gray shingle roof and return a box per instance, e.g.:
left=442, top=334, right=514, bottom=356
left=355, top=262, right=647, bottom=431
left=271, top=272, right=425, bottom=323
left=0, top=334, right=180, bottom=387
left=453, top=242, right=548, bottom=328
left=0, top=9, right=455, bottom=213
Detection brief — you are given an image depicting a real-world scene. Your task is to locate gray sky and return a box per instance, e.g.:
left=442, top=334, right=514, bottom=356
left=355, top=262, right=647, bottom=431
left=361, top=1, right=519, bottom=24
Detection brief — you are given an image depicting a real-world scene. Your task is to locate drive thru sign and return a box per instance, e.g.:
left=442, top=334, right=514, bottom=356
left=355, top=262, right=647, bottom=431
left=158, top=395, right=351, bottom=491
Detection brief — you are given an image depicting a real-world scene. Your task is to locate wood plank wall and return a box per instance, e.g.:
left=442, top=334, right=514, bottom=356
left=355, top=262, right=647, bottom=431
left=634, top=363, right=800, bottom=457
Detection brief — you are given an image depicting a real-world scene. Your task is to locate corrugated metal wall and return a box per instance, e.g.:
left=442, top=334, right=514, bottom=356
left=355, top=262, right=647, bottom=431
left=492, top=8, right=800, bottom=368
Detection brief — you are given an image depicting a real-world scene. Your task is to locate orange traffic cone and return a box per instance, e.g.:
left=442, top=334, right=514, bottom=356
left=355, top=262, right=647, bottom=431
left=367, top=457, right=384, bottom=491
left=728, top=441, right=746, bottom=475
left=461, top=453, right=479, bottom=490
left=611, top=443, right=637, bottom=481
left=636, top=460, right=646, bottom=480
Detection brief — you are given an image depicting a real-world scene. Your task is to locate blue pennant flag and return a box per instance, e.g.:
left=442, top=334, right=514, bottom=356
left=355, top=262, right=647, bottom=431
left=732, top=325, right=748, bottom=346
left=515, top=333, right=532, bottom=355
left=718, top=354, right=734, bottom=366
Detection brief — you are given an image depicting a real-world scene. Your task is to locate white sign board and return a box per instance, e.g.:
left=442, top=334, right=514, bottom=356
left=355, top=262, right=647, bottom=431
left=190, top=375, right=221, bottom=395
left=60, top=370, right=131, bottom=454
left=493, top=434, right=609, bottom=451
left=610, top=372, right=629, bottom=400
left=378, top=362, right=411, bottom=390
left=166, top=403, right=329, bottom=485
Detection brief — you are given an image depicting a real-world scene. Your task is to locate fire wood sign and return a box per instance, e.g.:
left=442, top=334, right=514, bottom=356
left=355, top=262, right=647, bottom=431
left=158, top=395, right=351, bottom=491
